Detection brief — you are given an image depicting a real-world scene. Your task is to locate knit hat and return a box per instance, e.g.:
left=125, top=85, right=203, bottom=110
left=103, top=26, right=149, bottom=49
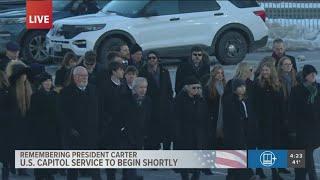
left=6, top=41, right=20, bottom=52
left=232, top=78, right=246, bottom=92
left=183, top=76, right=200, bottom=86
left=29, top=63, right=45, bottom=83
left=6, top=61, right=30, bottom=85
left=38, top=72, right=52, bottom=84
left=302, top=64, right=317, bottom=79
left=130, top=44, right=142, bottom=55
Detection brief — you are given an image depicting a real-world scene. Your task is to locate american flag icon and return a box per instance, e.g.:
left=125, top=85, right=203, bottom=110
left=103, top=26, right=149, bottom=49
left=215, top=150, right=247, bottom=168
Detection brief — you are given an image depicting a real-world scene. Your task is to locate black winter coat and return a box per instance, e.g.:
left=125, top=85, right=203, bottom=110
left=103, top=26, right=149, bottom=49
left=29, top=89, right=60, bottom=149
left=121, top=94, right=152, bottom=149
left=97, top=75, right=127, bottom=149
left=7, top=86, right=30, bottom=150
left=54, top=67, right=71, bottom=87
left=225, top=78, right=254, bottom=97
left=174, top=91, right=208, bottom=150
left=139, top=65, right=174, bottom=141
left=59, top=84, right=100, bottom=149
left=79, top=62, right=100, bottom=85
left=289, top=83, right=320, bottom=147
left=252, top=81, right=284, bottom=148
left=223, top=94, right=257, bottom=149
left=0, top=87, right=10, bottom=161
left=202, top=86, right=222, bottom=148
left=175, top=61, right=210, bottom=94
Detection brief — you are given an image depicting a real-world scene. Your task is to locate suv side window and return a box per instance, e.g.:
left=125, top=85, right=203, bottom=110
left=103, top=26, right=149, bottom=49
left=145, top=0, right=179, bottom=16
left=179, top=0, right=220, bottom=13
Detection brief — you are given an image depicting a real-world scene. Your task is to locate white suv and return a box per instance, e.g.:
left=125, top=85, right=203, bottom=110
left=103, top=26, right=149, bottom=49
left=46, top=0, right=268, bottom=65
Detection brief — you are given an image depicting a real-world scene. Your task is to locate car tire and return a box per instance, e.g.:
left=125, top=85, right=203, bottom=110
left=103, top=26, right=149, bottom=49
left=22, top=30, right=49, bottom=64
left=215, top=31, right=248, bottom=65
left=97, top=37, right=126, bottom=65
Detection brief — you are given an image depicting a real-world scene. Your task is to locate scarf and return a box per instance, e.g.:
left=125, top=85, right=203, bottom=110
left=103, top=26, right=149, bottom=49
left=303, top=82, right=318, bottom=104
left=282, top=72, right=293, bottom=96
left=215, top=81, right=224, bottom=130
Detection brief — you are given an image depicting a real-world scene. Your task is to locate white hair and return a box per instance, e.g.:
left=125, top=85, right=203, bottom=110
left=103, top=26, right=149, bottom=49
left=72, top=66, right=87, bottom=75
left=132, top=77, right=147, bottom=93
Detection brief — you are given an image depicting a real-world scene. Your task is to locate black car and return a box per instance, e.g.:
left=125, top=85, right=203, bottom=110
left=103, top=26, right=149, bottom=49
left=0, top=0, right=108, bottom=63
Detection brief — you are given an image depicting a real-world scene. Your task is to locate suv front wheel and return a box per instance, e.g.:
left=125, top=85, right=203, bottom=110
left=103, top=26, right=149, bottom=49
left=22, top=30, right=49, bottom=63
left=215, top=31, right=248, bottom=65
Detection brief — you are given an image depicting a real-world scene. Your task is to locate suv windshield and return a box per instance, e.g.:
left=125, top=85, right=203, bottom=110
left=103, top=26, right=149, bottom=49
left=101, top=0, right=149, bottom=17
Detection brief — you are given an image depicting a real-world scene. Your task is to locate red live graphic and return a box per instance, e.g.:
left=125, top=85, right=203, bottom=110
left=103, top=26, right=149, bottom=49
left=26, top=0, right=52, bottom=29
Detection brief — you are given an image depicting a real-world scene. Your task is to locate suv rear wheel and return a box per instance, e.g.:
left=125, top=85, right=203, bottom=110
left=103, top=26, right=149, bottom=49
left=215, top=31, right=248, bottom=65
left=22, top=30, right=49, bottom=63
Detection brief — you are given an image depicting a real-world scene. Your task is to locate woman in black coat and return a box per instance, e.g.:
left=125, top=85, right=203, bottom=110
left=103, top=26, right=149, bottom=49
left=203, top=65, right=226, bottom=149
left=139, top=51, right=174, bottom=150
left=0, top=70, right=10, bottom=180
left=252, top=62, right=284, bottom=180
left=29, top=72, right=60, bottom=180
left=6, top=61, right=33, bottom=176
left=174, top=76, right=208, bottom=180
left=223, top=79, right=257, bottom=180
left=289, top=65, right=320, bottom=180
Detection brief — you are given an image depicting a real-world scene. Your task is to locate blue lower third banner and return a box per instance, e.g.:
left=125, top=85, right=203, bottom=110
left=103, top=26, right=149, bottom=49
left=248, top=150, right=288, bottom=168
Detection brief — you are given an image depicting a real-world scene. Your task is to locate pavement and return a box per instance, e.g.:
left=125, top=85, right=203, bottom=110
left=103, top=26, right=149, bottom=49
left=3, top=51, right=320, bottom=180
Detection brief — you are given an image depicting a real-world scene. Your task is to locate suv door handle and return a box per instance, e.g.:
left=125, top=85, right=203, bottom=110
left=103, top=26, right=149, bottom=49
left=214, top=13, right=224, bottom=16
left=170, top=17, right=180, bottom=21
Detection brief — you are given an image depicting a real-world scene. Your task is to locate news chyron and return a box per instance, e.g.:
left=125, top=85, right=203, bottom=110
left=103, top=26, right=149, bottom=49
left=26, top=0, right=52, bottom=29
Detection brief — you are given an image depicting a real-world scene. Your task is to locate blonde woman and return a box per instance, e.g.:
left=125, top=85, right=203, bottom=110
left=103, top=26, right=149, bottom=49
left=277, top=56, right=298, bottom=175
left=203, top=65, right=226, bottom=149
left=254, top=56, right=276, bottom=80
left=6, top=61, right=32, bottom=176
left=253, top=62, right=284, bottom=180
left=225, top=62, right=254, bottom=96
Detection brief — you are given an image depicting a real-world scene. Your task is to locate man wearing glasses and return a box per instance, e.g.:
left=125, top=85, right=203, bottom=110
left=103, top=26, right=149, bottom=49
left=175, top=46, right=210, bottom=94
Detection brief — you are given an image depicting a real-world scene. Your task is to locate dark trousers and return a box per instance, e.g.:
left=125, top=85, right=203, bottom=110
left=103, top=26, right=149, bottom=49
left=295, top=146, right=318, bottom=180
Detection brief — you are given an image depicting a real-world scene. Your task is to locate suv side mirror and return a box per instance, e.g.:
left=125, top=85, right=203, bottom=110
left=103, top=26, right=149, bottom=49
left=142, top=10, right=158, bottom=17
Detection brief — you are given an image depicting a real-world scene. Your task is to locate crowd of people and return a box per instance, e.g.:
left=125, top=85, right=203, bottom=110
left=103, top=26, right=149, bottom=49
left=0, top=38, right=319, bottom=180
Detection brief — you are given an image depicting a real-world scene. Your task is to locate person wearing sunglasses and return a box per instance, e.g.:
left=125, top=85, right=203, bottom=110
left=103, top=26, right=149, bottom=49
left=174, top=76, right=208, bottom=180
left=139, top=51, right=174, bottom=151
left=175, top=46, right=210, bottom=94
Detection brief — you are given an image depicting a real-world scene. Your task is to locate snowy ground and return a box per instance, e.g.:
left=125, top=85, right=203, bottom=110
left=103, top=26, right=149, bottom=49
left=259, top=2, right=320, bottom=51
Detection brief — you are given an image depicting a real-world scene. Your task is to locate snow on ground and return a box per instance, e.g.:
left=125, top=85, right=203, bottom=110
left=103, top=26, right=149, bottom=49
left=258, top=2, right=320, bottom=51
